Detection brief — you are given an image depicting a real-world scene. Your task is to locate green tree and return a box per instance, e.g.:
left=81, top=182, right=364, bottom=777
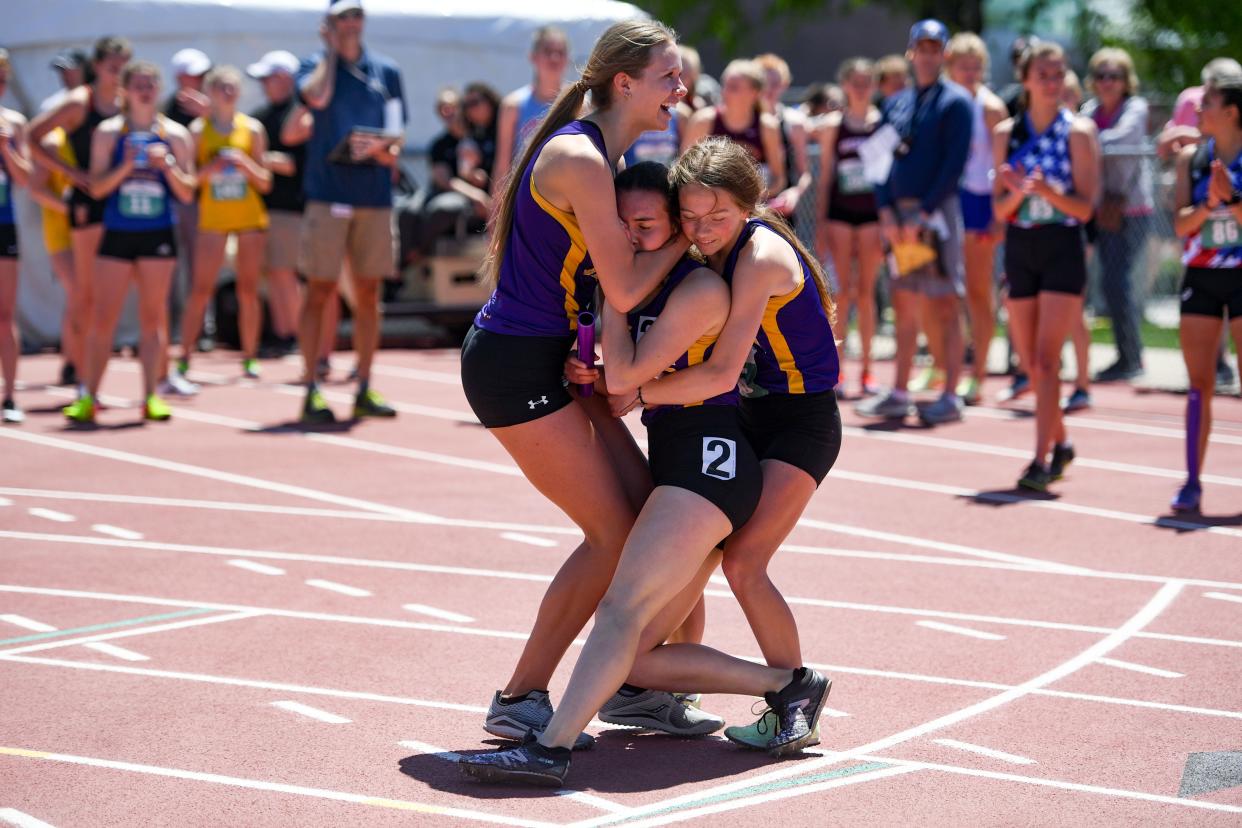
left=1113, top=1, right=1242, bottom=95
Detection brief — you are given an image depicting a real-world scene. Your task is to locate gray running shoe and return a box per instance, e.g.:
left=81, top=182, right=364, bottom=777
left=855, top=390, right=913, bottom=419
left=459, top=734, right=570, bottom=787
left=765, top=668, right=832, bottom=758
left=918, top=393, right=964, bottom=425
left=483, top=690, right=595, bottom=751
left=599, top=689, right=724, bottom=736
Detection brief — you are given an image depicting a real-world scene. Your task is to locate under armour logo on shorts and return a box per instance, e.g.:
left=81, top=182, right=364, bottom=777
left=528, top=396, right=549, bottom=409
left=157, top=244, right=172, bottom=256
left=1182, top=288, right=1193, bottom=301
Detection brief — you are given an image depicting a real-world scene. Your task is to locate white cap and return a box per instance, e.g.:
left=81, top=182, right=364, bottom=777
left=328, top=0, right=363, bottom=15
left=171, top=48, right=211, bottom=78
left=247, top=50, right=301, bottom=79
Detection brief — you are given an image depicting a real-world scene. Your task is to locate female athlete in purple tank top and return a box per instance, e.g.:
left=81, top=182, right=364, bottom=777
left=460, top=21, right=694, bottom=742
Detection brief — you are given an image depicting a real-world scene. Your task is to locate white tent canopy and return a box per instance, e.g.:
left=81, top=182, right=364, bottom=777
left=5, top=0, right=643, bottom=344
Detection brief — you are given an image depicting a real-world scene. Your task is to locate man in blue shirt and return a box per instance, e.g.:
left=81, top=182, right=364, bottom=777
left=857, top=19, right=973, bottom=426
left=295, top=0, right=406, bottom=423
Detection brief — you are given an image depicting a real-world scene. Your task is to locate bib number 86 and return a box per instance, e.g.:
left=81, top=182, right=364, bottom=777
left=701, top=437, right=737, bottom=481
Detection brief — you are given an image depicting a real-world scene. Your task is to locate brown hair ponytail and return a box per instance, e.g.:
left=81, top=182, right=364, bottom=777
left=479, top=19, right=678, bottom=288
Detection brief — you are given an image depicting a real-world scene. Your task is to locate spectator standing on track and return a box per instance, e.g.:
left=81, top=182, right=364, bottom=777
left=682, top=59, right=785, bottom=196
left=993, top=41, right=1100, bottom=492
left=856, top=19, right=972, bottom=426
left=40, top=49, right=90, bottom=113
left=817, top=57, right=883, bottom=398
left=492, top=27, right=570, bottom=189
left=1170, top=75, right=1242, bottom=513
left=0, top=50, right=34, bottom=424
left=295, top=0, right=404, bottom=423
left=946, top=33, right=1008, bottom=406
left=248, top=50, right=308, bottom=357
left=755, top=53, right=810, bottom=224
left=1081, top=47, right=1152, bottom=383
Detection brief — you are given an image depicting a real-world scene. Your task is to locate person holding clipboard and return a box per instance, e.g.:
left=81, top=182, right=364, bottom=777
left=294, top=0, right=405, bottom=424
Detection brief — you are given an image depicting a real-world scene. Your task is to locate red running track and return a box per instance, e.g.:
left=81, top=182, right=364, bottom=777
left=1, top=350, right=1240, bottom=827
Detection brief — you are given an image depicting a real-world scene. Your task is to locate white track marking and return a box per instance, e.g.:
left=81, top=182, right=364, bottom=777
left=81, top=642, right=149, bottom=662
left=26, top=508, right=74, bottom=523
left=967, top=403, right=1242, bottom=447
left=915, top=621, right=1007, bottom=641
left=822, top=707, right=850, bottom=718
left=0, top=746, right=555, bottom=828
left=0, top=611, right=261, bottom=657
left=589, top=581, right=1186, bottom=828
left=402, top=604, right=474, bottom=623
left=273, top=384, right=480, bottom=424
left=363, top=364, right=464, bottom=385
left=0, top=808, right=58, bottom=828
left=932, top=738, right=1035, bottom=765
left=499, top=532, right=559, bottom=548
left=305, top=579, right=371, bottom=598
left=397, top=740, right=628, bottom=815
left=227, top=559, right=285, bottom=576
left=270, top=700, right=351, bottom=724
left=0, top=615, right=58, bottom=633
left=1096, top=657, right=1184, bottom=679
left=90, top=524, right=143, bottom=541
left=0, top=497, right=11, bottom=506
left=1204, top=591, right=1242, bottom=605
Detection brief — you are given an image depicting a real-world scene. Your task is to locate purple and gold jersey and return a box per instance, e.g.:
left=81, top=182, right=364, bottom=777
left=626, top=256, right=739, bottom=426
left=722, top=219, right=839, bottom=396
left=475, top=119, right=608, bottom=337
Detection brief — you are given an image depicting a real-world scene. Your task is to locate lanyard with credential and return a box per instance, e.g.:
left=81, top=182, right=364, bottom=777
left=342, top=55, right=389, bottom=101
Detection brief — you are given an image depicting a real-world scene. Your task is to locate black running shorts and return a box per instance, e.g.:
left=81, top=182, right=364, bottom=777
left=1004, top=224, right=1087, bottom=299
left=740, top=389, right=842, bottom=486
left=98, top=228, right=177, bottom=262
left=1180, top=267, right=1242, bottom=319
left=646, top=405, right=762, bottom=532
left=0, top=224, right=16, bottom=259
left=461, top=324, right=575, bottom=428
left=68, top=188, right=106, bottom=229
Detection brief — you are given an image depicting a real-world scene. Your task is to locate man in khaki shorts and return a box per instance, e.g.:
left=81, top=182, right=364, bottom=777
left=294, top=0, right=404, bottom=423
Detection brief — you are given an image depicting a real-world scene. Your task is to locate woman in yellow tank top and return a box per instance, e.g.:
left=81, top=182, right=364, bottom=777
left=182, top=65, right=271, bottom=379
left=29, top=128, right=81, bottom=384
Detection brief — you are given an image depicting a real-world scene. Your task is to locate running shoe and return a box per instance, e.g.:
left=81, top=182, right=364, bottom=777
left=918, top=393, right=964, bottom=425
left=2, top=398, right=24, bottom=424
left=908, top=366, right=945, bottom=393
left=176, top=357, right=190, bottom=376
left=143, top=395, right=172, bottom=421
left=860, top=371, right=879, bottom=397
left=315, top=357, right=331, bottom=381
left=242, top=358, right=261, bottom=379
left=955, top=376, right=981, bottom=406
left=765, top=668, right=832, bottom=758
left=598, top=688, right=724, bottom=736
left=1049, top=442, right=1076, bottom=480
left=483, top=690, right=595, bottom=751
left=62, top=394, right=95, bottom=424
left=726, top=708, right=822, bottom=751
left=855, top=390, right=913, bottom=419
left=354, top=388, right=397, bottom=418
left=301, top=388, right=337, bottom=425
left=1217, top=359, right=1237, bottom=391
left=1018, top=460, right=1053, bottom=493
left=674, top=692, right=703, bottom=710
left=1171, top=480, right=1202, bottom=513
left=459, top=733, right=570, bottom=787
left=996, top=372, right=1030, bottom=403
left=1093, top=361, right=1143, bottom=383
left=159, top=370, right=200, bottom=398
left=1062, top=387, right=1092, bottom=413
left=59, top=362, right=77, bottom=386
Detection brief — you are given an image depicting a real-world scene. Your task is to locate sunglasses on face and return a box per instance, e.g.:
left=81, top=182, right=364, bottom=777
left=1094, top=71, right=1123, bottom=82
left=336, top=9, right=363, bottom=20
left=538, top=48, right=568, bottom=58
left=463, top=98, right=486, bottom=108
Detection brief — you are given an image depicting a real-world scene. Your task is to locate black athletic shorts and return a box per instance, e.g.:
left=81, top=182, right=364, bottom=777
left=98, top=228, right=177, bottom=262
left=1004, top=224, right=1087, bottom=299
left=826, top=203, right=879, bottom=227
left=68, top=188, right=106, bottom=229
left=0, top=224, right=17, bottom=259
left=740, top=389, right=842, bottom=486
left=1181, top=267, right=1242, bottom=319
left=646, top=405, right=762, bottom=532
left=461, top=324, right=575, bottom=428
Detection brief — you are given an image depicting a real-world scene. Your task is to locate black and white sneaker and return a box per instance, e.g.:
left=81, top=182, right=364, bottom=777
left=459, top=733, right=570, bottom=787
left=764, top=668, right=832, bottom=757
left=1049, top=442, right=1076, bottom=480
left=599, top=688, right=724, bottom=736
left=483, top=690, right=595, bottom=750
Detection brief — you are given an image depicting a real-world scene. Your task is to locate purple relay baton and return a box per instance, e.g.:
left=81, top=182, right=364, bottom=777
left=576, top=311, right=596, bottom=397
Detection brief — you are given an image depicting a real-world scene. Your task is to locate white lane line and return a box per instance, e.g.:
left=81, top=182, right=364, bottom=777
left=822, top=707, right=850, bottom=718
left=0, top=808, right=58, bottom=828
left=305, top=579, right=372, bottom=598
left=0, top=746, right=554, bottom=828
left=398, top=740, right=629, bottom=815
left=932, top=738, right=1036, bottom=765
left=26, top=508, right=74, bottom=523
left=1204, top=591, right=1242, bottom=605
left=90, top=524, right=143, bottom=541
left=273, top=384, right=480, bottom=425
left=0, top=615, right=58, bottom=633
left=915, top=621, right=1006, bottom=641
left=0, top=496, right=11, bottom=506
left=271, top=700, right=351, bottom=724
left=499, top=532, right=559, bottom=548
left=968, top=402, right=1242, bottom=448
left=81, top=642, right=149, bottom=662
left=402, top=604, right=474, bottom=624
left=228, top=559, right=285, bottom=576
left=0, top=610, right=262, bottom=658
left=1096, top=657, right=1184, bottom=678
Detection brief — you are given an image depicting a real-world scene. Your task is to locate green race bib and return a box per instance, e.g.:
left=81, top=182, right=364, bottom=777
left=211, top=168, right=247, bottom=202
left=1202, top=209, right=1241, bottom=250
left=1018, top=195, right=1067, bottom=226
left=119, top=179, right=165, bottom=219
left=0, top=170, right=8, bottom=208
left=837, top=158, right=872, bottom=195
